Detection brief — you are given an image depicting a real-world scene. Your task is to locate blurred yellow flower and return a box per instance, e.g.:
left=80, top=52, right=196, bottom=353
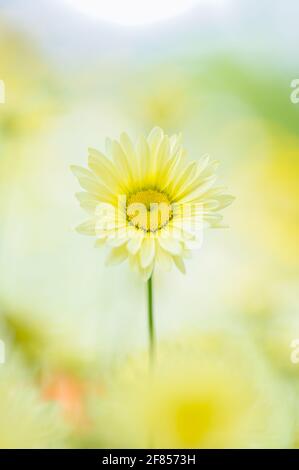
left=2, top=308, right=94, bottom=375
left=130, top=67, right=192, bottom=130
left=231, top=129, right=299, bottom=274
left=92, top=334, right=294, bottom=448
left=0, top=357, right=66, bottom=449
left=0, top=22, right=61, bottom=141
left=72, top=127, right=233, bottom=280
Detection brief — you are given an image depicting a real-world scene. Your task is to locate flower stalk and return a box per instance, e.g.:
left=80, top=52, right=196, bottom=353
left=147, top=275, right=155, bottom=364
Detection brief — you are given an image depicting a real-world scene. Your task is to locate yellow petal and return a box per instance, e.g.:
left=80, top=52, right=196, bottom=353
left=88, top=147, right=126, bottom=192
left=120, top=132, right=139, bottom=185
left=148, top=127, right=164, bottom=154
left=76, top=219, right=96, bottom=236
left=211, top=194, right=235, bottom=211
left=75, top=192, right=98, bottom=213
left=137, top=136, right=150, bottom=186
left=173, top=256, right=186, bottom=274
left=141, top=263, right=154, bottom=282
left=155, top=135, right=170, bottom=183
left=106, top=246, right=128, bottom=266
left=70, top=164, right=97, bottom=181
left=165, top=161, right=197, bottom=197
left=158, top=236, right=182, bottom=255
left=75, top=176, right=114, bottom=200
left=127, top=230, right=144, bottom=255
left=139, top=236, right=155, bottom=269
left=169, top=132, right=182, bottom=155
left=95, top=238, right=106, bottom=247
left=112, top=140, right=133, bottom=185
left=155, top=241, right=172, bottom=271
left=174, top=175, right=217, bottom=203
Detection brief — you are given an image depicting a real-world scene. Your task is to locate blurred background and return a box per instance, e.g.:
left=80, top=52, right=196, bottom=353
left=0, top=0, right=298, bottom=448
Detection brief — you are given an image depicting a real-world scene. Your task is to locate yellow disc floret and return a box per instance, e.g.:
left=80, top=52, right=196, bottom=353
left=127, top=189, right=172, bottom=232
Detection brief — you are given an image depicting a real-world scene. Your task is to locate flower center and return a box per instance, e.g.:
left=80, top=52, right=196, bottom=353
left=126, top=189, right=172, bottom=232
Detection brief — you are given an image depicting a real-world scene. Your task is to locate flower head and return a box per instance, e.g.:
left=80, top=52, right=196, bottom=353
left=72, top=128, right=233, bottom=280
left=91, top=334, right=294, bottom=448
left=0, top=357, right=66, bottom=448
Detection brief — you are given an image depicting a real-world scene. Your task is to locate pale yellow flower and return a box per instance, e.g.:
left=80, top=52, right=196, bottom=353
left=0, top=22, right=60, bottom=140
left=0, top=357, right=67, bottom=449
left=92, top=333, right=294, bottom=448
left=72, top=127, right=233, bottom=280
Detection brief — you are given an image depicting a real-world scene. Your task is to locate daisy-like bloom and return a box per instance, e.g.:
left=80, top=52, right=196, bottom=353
left=91, top=333, right=295, bottom=448
left=0, top=356, right=67, bottom=448
left=72, top=127, right=233, bottom=281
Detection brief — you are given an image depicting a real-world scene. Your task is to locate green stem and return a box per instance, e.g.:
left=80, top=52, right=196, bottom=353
left=147, top=275, right=155, bottom=363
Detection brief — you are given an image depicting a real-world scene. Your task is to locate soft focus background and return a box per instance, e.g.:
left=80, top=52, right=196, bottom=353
left=0, top=0, right=298, bottom=448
